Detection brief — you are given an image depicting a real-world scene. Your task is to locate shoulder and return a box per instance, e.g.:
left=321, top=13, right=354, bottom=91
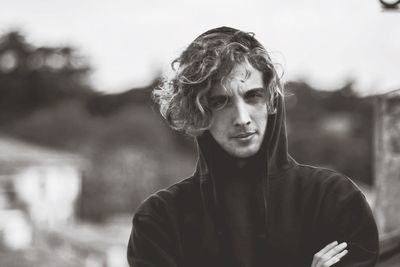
left=290, top=164, right=375, bottom=230
left=293, top=163, right=363, bottom=202
left=134, top=175, right=200, bottom=218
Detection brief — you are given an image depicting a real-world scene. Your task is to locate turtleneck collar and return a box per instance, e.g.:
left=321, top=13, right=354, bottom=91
left=197, top=131, right=266, bottom=181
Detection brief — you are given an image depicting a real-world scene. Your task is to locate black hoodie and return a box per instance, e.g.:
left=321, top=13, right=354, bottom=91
left=127, top=91, right=379, bottom=267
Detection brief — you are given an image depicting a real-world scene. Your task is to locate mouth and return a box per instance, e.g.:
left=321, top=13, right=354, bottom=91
left=232, top=131, right=256, bottom=139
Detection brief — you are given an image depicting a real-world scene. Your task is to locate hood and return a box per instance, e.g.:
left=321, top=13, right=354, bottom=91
left=195, top=91, right=294, bottom=237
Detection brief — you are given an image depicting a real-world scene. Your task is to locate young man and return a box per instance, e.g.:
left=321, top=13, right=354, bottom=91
left=127, top=26, right=379, bottom=267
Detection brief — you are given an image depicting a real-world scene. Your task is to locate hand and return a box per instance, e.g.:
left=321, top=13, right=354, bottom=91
left=311, top=241, right=348, bottom=267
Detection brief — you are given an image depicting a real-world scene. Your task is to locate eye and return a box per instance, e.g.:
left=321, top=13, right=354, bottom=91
left=245, top=89, right=266, bottom=102
left=208, top=95, right=229, bottom=109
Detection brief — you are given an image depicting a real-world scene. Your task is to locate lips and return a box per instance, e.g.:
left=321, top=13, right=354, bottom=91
left=232, top=131, right=256, bottom=139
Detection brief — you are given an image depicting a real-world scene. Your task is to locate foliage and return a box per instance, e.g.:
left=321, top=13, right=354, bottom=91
left=0, top=31, right=93, bottom=123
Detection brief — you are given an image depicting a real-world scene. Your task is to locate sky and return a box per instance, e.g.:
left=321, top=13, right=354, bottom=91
left=1, top=0, right=399, bottom=95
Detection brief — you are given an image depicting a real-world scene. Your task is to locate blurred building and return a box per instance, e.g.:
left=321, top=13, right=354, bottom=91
left=374, top=89, right=400, bottom=235
left=374, top=89, right=400, bottom=266
left=0, top=135, right=83, bottom=250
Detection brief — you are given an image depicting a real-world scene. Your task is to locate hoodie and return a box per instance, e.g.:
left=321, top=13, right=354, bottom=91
left=127, top=84, right=379, bottom=267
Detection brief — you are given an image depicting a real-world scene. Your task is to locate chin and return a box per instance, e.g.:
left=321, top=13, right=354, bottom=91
left=229, top=147, right=259, bottom=158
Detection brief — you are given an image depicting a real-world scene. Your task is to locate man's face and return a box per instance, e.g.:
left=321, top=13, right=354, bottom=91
left=208, top=62, right=268, bottom=158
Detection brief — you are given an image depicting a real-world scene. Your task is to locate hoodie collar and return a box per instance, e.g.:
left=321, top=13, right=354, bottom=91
left=194, top=94, right=292, bottom=240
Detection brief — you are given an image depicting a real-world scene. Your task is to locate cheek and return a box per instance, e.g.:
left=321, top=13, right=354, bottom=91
left=210, top=111, right=229, bottom=131
left=253, top=106, right=268, bottom=125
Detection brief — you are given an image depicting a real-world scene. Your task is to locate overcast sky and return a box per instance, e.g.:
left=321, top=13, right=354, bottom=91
left=1, top=0, right=399, bottom=95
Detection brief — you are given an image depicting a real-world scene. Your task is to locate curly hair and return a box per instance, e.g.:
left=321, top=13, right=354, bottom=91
left=153, top=26, right=283, bottom=136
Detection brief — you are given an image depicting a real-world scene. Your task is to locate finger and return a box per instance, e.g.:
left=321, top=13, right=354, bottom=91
left=313, top=242, right=347, bottom=267
left=312, top=241, right=339, bottom=267
left=323, top=250, right=348, bottom=266
left=323, top=257, right=339, bottom=267
left=335, top=249, right=348, bottom=260
left=316, top=241, right=338, bottom=256
left=324, top=242, right=347, bottom=259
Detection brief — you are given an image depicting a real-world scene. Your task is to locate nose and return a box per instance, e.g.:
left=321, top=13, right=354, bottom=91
left=233, top=100, right=251, bottom=127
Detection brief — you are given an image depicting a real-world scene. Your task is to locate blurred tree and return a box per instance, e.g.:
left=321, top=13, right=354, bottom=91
left=285, top=81, right=374, bottom=185
left=0, top=30, right=93, bottom=124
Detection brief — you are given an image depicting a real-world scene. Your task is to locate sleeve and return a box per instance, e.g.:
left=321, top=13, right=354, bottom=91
left=127, top=213, right=180, bottom=267
left=330, top=190, right=380, bottom=267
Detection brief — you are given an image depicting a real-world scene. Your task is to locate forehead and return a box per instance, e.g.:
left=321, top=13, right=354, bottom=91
left=211, top=62, right=264, bottom=96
